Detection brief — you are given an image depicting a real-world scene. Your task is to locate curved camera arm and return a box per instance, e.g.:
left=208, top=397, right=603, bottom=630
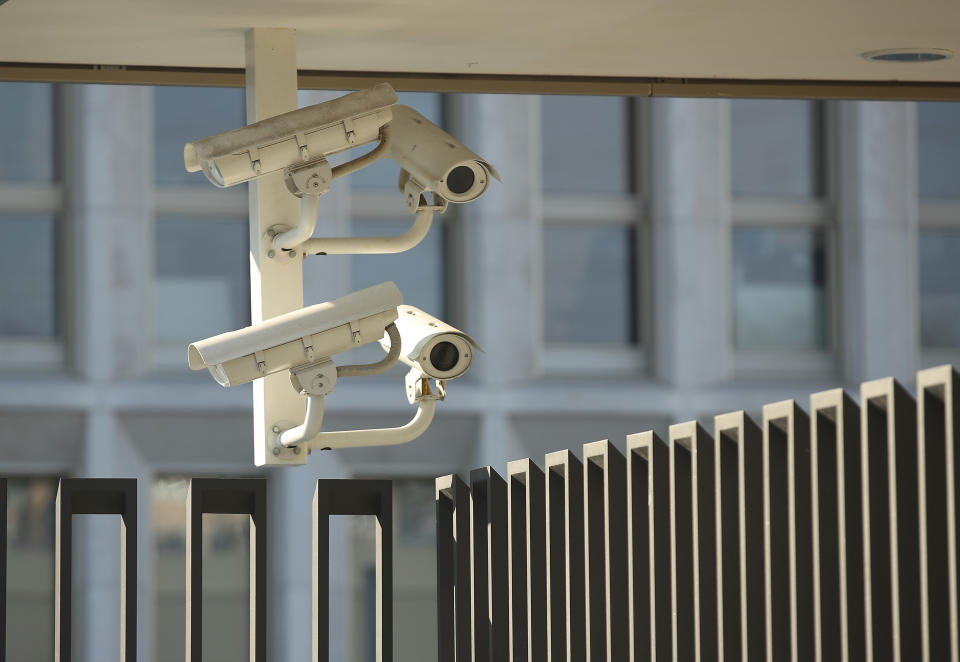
left=306, top=397, right=437, bottom=451
left=272, top=126, right=394, bottom=252
left=301, top=198, right=446, bottom=256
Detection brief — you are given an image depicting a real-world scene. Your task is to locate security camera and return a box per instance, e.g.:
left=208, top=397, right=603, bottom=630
left=183, top=83, right=397, bottom=188
left=381, top=305, right=481, bottom=381
left=187, top=281, right=402, bottom=387
left=388, top=105, right=500, bottom=212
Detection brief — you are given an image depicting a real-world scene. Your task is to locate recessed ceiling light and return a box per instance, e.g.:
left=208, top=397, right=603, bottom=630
left=862, top=48, right=953, bottom=63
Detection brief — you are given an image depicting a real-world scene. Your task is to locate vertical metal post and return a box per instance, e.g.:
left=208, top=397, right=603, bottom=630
left=244, top=27, right=307, bottom=467
left=471, top=467, right=509, bottom=662
left=186, top=479, right=268, bottom=662
left=861, top=378, right=920, bottom=662
left=544, top=451, right=586, bottom=662
left=0, top=477, right=6, bottom=661
left=436, top=475, right=471, bottom=662
left=55, top=478, right=138, bottom=662
left=670, top=422, right=717, bottom=662
left=507, top=459, right=547, bottom=662
left=314, top=480, right=392, bottom=662
left=582, top=440, right=628, bottom=662
left=627, top=431, right=671, bottom=662
left=916, top=365, right=960, bottom=662
left=715, top=412, right=764, bottom=662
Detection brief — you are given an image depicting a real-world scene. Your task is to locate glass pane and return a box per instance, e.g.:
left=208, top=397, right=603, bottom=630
left=920, top=229, right=960, bottom=347
left=544, top=225, right=635, bottom=344
left=153, top=477, right=250, bottom=662
left=0, top=215, right=56, bottom=337
left=349, top=92, right=444, bottom=191
left=7, top=477, right=57, bottom=662
left=349, top=218, right=445, bottom=315
left=154, top=86, right=246, bottom=186
left=155, top=218, right=250, bottom=344
left=732, top=100, right=822, bottom=198
left=542, top=96, right=631, bottom=194
left=0, top=82, right=55, bottom=181
left=733, top=227, right=827, bottom=349
left=918, top=102, right=960, bottom=198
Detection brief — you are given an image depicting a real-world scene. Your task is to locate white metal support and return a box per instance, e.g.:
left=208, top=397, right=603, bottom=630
left=246, top=28, right=308, bottom=466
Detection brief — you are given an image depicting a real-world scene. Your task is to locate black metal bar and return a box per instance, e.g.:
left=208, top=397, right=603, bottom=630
left=628, top=431, right=671, bottom=662
left=582, top=440, right=628, bottom=662
left=916, top=366, right=959, bottom=662
left=544, top=450, right=586, bottom=662
left=437, top=476, right=457, bottom=662
left=186, top=478, right=267, bottom=662
left=55, top=478, right=137, bottom=662
left=861, top=378, right=921, bottom=662
left=435, top=474, right=471, bottom=662
left=508, top=459, right=547, bottom=662
left=314, top=479, right=392, bottom=662
left=470, top=467, right=509, bottom=662
left=715, top=411, right=765, bottom=662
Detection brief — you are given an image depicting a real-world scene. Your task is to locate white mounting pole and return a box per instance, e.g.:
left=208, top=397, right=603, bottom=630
left=246, top=28, right=307, bottom=466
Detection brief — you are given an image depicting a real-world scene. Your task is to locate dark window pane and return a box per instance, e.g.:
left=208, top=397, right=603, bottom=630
left=349, top=92, right=444, bottom=191
left=732, top=100, right=822, bottom=198
left=918, top=102, right=960, bottom=198
left=0, top=83, right=55, bottom=182
left=733, top=227, right=827, bottom=349
left=544, top=225, right=635, bottom=344
left=920, top=229, right=960, bottom=347
left=542, top=96, right=630, bottom=194
left=154, top=87, right=245, bottom=186
left=0, top=215, right=56, bottom=337
left=155, top=217, right=250, bottom=343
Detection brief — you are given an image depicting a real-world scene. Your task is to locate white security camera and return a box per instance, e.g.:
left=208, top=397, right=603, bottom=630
left=388, top=105, right=501, bottom=212
left=382, top=305, right=481, bottom=380
left=187, top=281, right=402, bottom=387
left=183, top=83, right=397, bottom=188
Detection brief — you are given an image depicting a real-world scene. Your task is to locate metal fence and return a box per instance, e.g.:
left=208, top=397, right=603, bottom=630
left=435, top=364, right=960, bottom=662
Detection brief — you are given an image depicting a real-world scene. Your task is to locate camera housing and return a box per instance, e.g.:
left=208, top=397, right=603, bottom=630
left=183, top=83, right=397, bottom=188
left=188, top=282, right=402, bottom=387
left=380, top=305, right=481, bottom=381
left=388, top=105, right=500, bottom=209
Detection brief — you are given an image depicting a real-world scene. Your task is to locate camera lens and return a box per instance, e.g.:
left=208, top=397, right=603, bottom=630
left=446, top=165, right=475, bottom=195
left=430, top=341, right=460, bottom=372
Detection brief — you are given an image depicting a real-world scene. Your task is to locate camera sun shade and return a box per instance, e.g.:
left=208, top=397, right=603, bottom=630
left=183, top=83, right=398, bottom=188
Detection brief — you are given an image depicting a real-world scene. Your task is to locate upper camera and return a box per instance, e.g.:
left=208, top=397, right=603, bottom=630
left=388, top=105, right=500, bottom=210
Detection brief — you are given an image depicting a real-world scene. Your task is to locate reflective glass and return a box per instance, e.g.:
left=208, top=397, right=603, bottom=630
left=153, top=477, right=250, bottom=662
left=155, top=218, right=250, bottom=343
left=544, top=225, right=635, bottom=344
left=541, top=96, right=631, bottom=194
left=0, top=215, right=56, bottom=337
left=349, top=92, right=444, bottom=191
left=919, top=229, right=960, bottom=347
left=6, top=477, right=56, bottom=662
left=733, top=227, right=827, bottom=349
left=154, top=86, right=246, bottom=186
left=0, top=82, right=55, bottom=181
left=918, top=102, right=960, bottom=198
left=732, top=100, right=822, bottom=198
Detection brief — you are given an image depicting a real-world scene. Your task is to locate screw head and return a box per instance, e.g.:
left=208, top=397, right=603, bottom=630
left=272, top=425, right=281, bottom=433
left=289, top=250, right=297, bottom=258
left=293, top=445, right=301, bottom=454
left=267, top=249, right=276, bottom=258
left=272, top=447, right=281, bottom=456
left=267, top=229, right=276, bottom=238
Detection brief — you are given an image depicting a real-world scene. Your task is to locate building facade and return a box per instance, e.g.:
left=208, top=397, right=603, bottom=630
left=0, top=83, right=958, bottom=661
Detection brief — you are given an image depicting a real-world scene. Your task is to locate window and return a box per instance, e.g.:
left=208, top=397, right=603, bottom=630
left=152, top=86, right=250, bottom=370
left=917, top=102, right=960, bottom=363
left=540, top=95, right=642, bottom=375
left=0, top=83, right=64, bottom=370
left=730, top=99, right=833, bottom=376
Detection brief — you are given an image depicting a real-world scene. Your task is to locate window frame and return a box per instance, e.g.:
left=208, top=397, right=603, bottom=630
left=0, top=85, right=67, bottom=372
left=541, top=97, right=649, bottom=378
left=918, top=199, right=960, bottom=367
left=730, top=100, right=838, bottom=380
